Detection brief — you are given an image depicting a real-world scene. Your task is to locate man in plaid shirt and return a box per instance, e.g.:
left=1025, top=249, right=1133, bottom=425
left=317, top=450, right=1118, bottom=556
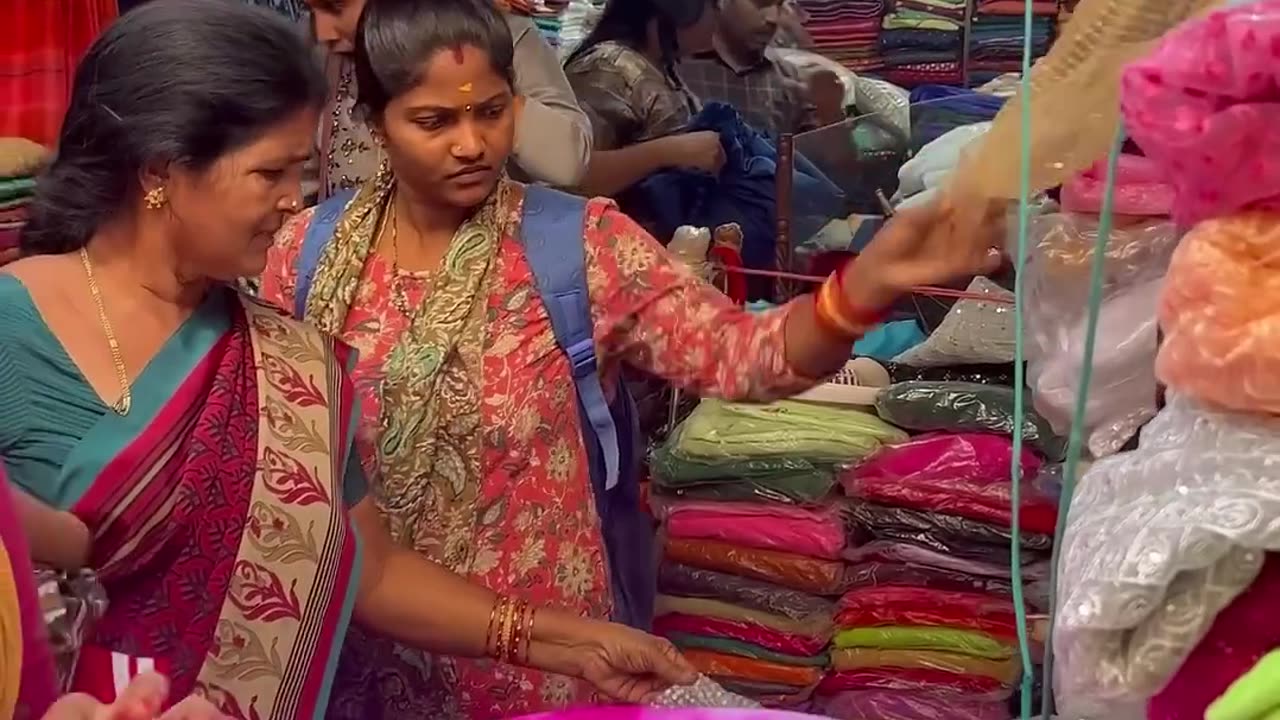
left=680, top=0, right=844, bottom=139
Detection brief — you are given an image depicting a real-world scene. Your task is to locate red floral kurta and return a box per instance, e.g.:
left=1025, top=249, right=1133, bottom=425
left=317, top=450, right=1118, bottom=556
left=261, top=195, right=813, bottom=719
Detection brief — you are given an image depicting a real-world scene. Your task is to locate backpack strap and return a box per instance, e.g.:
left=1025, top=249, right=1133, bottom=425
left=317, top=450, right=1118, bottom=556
left=519, top=185, right=623, bottom=491
left=292, top=189, right=356, bottom=319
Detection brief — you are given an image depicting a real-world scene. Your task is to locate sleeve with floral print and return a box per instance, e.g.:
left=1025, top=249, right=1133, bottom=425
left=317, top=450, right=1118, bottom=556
left=581, top=200, right=822, bottom=402
left=257, top=208, right=315, bottom=315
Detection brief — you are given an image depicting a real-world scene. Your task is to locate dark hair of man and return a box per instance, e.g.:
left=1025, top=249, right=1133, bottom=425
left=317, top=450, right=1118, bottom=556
left=353, top=0, right=516, bottom=119
left=20, top=0, right=326, bottom=256
left=567, top=0, right=684, bottom=84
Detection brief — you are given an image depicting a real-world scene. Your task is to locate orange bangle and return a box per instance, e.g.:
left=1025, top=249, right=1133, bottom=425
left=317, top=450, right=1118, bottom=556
left=815, top=275, right=864, bottom=341
left=485, top=598, right=504, bottom=657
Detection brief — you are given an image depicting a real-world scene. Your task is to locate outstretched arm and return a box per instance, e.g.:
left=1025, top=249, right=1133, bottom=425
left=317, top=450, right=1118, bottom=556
left=347, top=498, right=695, bottom=702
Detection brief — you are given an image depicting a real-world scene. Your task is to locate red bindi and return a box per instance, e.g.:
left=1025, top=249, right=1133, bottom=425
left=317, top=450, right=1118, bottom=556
left=451, top=45, right=465, bottom=64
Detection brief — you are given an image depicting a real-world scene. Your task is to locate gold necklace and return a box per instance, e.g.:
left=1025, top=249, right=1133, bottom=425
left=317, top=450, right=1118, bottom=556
left=387, top=195, right=416, bottom=317
left=79, top=248, right=131, bottom=416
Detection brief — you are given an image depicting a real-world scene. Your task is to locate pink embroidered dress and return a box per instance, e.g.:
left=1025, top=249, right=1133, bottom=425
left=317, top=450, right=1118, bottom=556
left=261, top=188, right=815, bottom=719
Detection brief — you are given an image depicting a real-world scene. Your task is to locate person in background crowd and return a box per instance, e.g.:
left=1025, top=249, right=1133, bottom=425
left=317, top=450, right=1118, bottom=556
left=241, top=0, right=312, bottom=22
left=680, top=0, right=844, bottom=138
left=1, top=2, right=694, bottom=716
left=0, top=0, right=117, bottom=147
left=307, top=0, right=592, bottom=194
left=564, top=0, right=727, bottom=196
left=262, top=0, right=1005, bottom=716
left=772, top=0, right=814, bottom=49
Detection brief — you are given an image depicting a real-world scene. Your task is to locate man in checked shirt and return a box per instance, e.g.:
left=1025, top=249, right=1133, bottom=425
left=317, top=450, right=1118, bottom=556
left=680, top=0, right=846, bottom=139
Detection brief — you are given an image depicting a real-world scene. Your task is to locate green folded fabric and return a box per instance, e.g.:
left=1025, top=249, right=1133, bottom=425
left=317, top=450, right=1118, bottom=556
left=666, top=632, right=830, bottom=668
left=834, top=626, right=1014, bottom=660
left=1208, top=651, right=1280, bottom=720
left=0, top=177, right=36, bottom=203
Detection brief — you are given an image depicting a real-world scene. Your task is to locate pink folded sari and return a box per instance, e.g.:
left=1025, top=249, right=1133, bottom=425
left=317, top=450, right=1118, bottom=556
left=658, top=500, right=846, bottom=560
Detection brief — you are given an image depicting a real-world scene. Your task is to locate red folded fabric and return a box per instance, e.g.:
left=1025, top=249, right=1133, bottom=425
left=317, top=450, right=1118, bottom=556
left=653, top=613, right=829, bottom=657
left=818, top=668, right=1010, bottom=696
left=835, top=586, right=1019, bottom=639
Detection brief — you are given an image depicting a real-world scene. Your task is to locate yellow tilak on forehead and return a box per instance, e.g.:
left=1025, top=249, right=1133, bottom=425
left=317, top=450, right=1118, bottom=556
left=459, top=82, right=473, bottom=93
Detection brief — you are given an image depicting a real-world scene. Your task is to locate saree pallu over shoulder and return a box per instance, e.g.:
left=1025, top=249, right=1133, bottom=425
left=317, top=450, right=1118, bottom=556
left=68, top=293, right=361, bottom=720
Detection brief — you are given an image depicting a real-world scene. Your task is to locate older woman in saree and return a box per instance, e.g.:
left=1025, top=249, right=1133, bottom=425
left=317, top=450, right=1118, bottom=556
left=260, top=0, right=1003, bottom=717
left=0, top=2, right=693, bottom=717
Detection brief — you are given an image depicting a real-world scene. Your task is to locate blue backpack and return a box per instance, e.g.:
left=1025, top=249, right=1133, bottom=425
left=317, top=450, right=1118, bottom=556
left=292, top=185, right=656, bottom=630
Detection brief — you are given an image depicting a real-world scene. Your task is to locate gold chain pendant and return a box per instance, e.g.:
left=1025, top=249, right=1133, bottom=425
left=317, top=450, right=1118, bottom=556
left=79, top=248, right=132, bottom=416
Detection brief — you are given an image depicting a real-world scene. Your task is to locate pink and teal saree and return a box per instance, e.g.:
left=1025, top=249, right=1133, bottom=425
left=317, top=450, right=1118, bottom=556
left=53, top=293, right=364, bottom=719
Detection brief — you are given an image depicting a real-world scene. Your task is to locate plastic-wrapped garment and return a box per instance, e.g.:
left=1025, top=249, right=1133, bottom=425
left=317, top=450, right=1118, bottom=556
left=1148, top=554, right=1280, bottom=720
left=835, top=587, right=1018, bottom=640
left=832, top=648, right=1019, bottom=684
left=1156, top=212, right=1280, bottom=415
left=817, top=688, right=1011, bottom=720
left=896, top=123, right=993, bottom=201
left=842, top=433, right=1054, bottom=534
left=653, top=499, right=846, bottom=559
left=681, top=648, right=826, bottom=687
left=1120, top=1, right=1280, bottom=228
left=654, top=614, right=828, bottom=657
left=892, top=278, right=1015, bottom=368
left=875, top=382, right=1068, bottom=460
left=818, top=668, right=1010, bottom=696
left=883, top=362, right=1017, bottom=386
left=1060, top=154, right=1175, bottom=216
left=844, top=539, right=1052, bottom=581
left=721, top=681, right=815, bottom=710
left=846, top=505, right=1056, bottom=554
left=655, top=595, right=834, bottom=641
left=843, top=560, right=1051, bottom=612
left=670, top=399, right=907, bottom=464
left=664, top=538, right=846, bottom=595
left=657, top=563, right=835, bottom=623
left=665, top=632, right=831, bottom=668
left=1054, top=393, right=1280, bottom=711
left=855, top=77, right=911, bottom=136
left=834, top=626, right=1014, bottom=659
left=649, top=675, right=762, bottom=710
left=1018, top=211, right=1178, bottom=455
left=651, top=480, right=835, bottom=506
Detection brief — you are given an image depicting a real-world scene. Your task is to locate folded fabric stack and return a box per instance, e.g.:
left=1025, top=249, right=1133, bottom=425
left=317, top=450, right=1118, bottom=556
left=879, top=0, right=965, bottom=88
left=813, top=380, right=1067, bottom=720
left=651, top=398, right=907, bottom=710
left=968, top=1, right=1056, bottom=84
left=907, top=85, right=1005, bottom=152
left=556, top=0, right=605, bottom=58
left=501, top=0, right=570, bottom=48
left=799, top=0, right=888, bottom=72
left=0, top=138, right=49, bottom=257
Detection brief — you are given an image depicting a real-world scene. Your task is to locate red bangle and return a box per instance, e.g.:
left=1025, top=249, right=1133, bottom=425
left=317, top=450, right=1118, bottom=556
left=833, top=261, right=888, bottom=327
left=815, top=273, right=864, bottom=342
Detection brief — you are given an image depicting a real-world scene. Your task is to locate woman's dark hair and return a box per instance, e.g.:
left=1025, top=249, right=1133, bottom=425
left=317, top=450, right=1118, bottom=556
left=567, top=0, right=684, bottom=82
left=20, top=0, right=326, bottom=256
left=354, top=0, right=515, bottom=119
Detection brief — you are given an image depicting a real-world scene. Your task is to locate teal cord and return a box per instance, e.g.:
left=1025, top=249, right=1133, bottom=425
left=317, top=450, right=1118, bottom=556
left=1036, top=126, right=1129, bottom=720
left=1010, top=0, right=1037, bottom=716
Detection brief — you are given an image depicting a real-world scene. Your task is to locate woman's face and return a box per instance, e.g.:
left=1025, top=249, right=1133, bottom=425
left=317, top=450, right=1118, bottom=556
left=162, top=108, right=317, bottom=280
left=309, top=0, right=365, bottom=53
left=376, top=45, right=519, bottom=211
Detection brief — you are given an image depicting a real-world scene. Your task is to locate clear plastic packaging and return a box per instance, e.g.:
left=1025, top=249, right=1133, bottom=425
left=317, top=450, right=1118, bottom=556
left=833, top=626, right=1015, bottom=659
left=843, top=539, right=1052, bottom=579
left=817, top=688, right=1011, bottom=720
left=883, top=363, right=1017, bottom=386
left=897, top=123, right=993, bottom=201
left=658, top=563, right=835, bottom=623
left=654, top=614, right=828, bottom=657
left=842, top=560, right=1051, bottom=612
left=668, top=399, right=907, bottom=465
left=649, top=441, right=837, bottom=504
left=1018, top=211, right=1178, bottom=455
left=664, top=537, right=846, bottom=596
left=680, top=648, right=826, bottom=687
left=649, top=675, right=762, bottom=710
left=1060, top=154, right=1175, bottom=216
left=834, top=587, right=1018, bottom=640
left=652, top=498, right=847, bottom=560
left=1157, top=212, right=1280, bottom=415
left=874, top=382, right=1068, bottom=460
left=1055, top=392, right=1280, bottom=711
left=892, top=278, right=1016, bottom=368
left=817, top=668, right=1011, bottom=696
left=831, top=648, right=1019, bottom=684
left=841, top=433, right=1055, bottom=534
left=655, top=595, right=834, bottom=641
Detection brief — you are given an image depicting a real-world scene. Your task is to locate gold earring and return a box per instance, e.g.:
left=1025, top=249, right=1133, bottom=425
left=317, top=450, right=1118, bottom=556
left=143, top=187, right=167, bottom=210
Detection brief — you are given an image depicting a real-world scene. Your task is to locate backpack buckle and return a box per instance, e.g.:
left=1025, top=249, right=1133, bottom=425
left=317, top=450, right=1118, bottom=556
left=566, top=339, right=598, bottom=379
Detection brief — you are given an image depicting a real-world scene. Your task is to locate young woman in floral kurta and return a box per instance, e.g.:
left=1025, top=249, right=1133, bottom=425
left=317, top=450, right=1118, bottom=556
left=260, top=0, right=1002, bottom=717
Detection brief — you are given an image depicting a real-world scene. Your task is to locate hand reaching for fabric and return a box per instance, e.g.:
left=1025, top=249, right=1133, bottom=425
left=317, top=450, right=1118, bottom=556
left=661, top=131, right=727, bottom=176
left=40, top=673, right=227, bottom=720
left=1208, top=650, right=1280, bottom=720
left=844, top=197, right=1006, bottom=311
left=540, top=619, right=698, bottom=703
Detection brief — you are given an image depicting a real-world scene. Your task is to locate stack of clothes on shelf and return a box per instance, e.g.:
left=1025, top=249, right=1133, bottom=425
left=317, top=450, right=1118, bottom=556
left=879, top=0, right=966, bottom=88
left=0, top=138, right=48, bottom=260
left=799, top=0, right=888, bottom=73
left=556, top=0, right=605, bottom=58
left=907, top=85, right=1005, bottom=152
left=651, top=398, right=907, bottom=710
left=500, top=0, right=570, bottom=49
left=815, top=371, right=1067, bottom=720
left=968, top=0, right=1057, bottom=84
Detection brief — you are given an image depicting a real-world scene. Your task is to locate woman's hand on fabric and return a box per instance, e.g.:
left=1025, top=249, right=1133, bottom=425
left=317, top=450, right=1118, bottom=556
left=536, top=618, right=697, bottom=703
left=41, top=673, right=228, bottom=720
left=660, top=131, right=726, bottom=175
left=845, top=197, right=1005, bottom=311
